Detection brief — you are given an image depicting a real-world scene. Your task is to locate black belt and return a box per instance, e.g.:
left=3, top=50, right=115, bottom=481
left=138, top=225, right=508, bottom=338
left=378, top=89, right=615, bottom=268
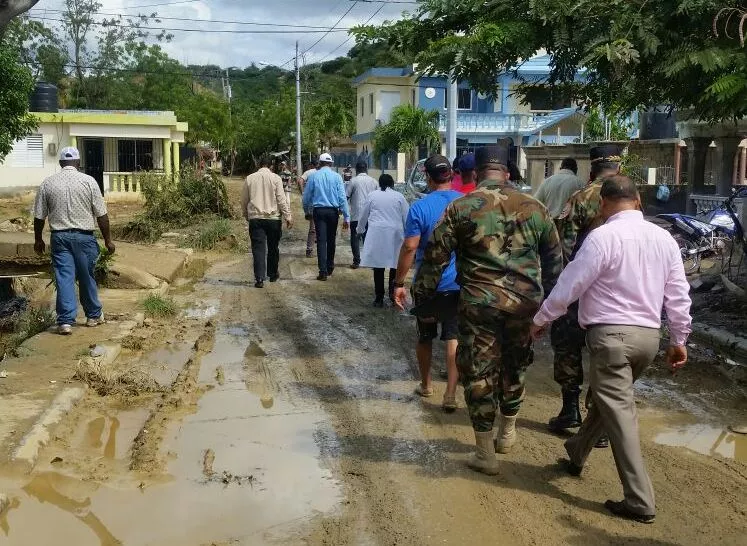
left=52, top=229, right=94, bottom=235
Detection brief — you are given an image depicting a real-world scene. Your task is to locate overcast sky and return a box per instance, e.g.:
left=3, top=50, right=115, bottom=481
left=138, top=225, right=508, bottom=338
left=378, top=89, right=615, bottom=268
left=29, top=0, right=410, bottom=68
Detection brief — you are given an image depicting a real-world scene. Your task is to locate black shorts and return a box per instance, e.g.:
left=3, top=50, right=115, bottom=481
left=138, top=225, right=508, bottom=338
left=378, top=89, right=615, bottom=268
left=417, top=315, right=458, bottom=343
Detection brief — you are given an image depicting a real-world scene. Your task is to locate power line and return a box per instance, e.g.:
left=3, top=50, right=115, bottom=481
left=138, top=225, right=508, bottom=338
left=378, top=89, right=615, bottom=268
left=280, top=1, right=360, bottom=68
left=27, top=16, right=351, bottom=34
left=28, top=8, right=362, bottom=29
left=348, top=0, right=417, bottom=3
left=316, top=1, right=386, bottom=63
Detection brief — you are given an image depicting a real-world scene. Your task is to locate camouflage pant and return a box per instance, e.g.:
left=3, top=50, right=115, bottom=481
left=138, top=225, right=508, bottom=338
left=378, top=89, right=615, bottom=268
left=306, top=218, right=317, bottom=254
left=550, top=301, right=585, bottom=390
left=457, top=305, right=534, bottom=432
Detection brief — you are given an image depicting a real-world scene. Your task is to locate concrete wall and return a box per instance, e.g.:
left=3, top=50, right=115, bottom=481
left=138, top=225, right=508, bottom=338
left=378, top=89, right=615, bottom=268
left=0, top=123, right=71, bottom=189
left=356, top=78, right=415, bottom=135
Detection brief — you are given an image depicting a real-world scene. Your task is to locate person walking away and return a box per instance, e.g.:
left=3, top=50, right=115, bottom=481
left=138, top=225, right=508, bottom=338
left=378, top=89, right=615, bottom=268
left=357, top=174, right=409, bottom=306
left=393, top=154, right=462, bottom=411
left=534, top=158, right=585, bottom=218
left=241, top=157, right=292, bottom=288
left=33, top=147, right=115, bottom=335
left=412, top=143, right=563, bottom=474
left=299, top=161, right=318, bottom=258
left=279, top=161, right=293, bottom=206
left=346, top=161, right=378, bottom=269
left=531, top=175, right=691, bottom=523
left=452, top=153, right=477, bottom=194
left=343, top=164, right=353, bottom=185
left=302, top=153, right=350, bottom=281
left=547, top=144, right=625, bottom=446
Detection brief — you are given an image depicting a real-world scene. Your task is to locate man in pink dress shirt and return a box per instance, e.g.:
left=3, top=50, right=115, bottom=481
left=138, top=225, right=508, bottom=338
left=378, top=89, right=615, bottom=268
left=531, top=175, right=691, bottom=524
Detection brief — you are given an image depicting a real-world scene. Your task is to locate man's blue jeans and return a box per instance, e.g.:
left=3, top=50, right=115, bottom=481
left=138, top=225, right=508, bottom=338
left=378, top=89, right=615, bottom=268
left=50, top=231, right=102, bottom=325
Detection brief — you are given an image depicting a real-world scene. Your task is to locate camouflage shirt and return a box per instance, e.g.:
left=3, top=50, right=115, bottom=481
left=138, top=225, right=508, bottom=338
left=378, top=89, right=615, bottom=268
left=556, top=180, right=603, bottom=265
left=412, top=179, right=563, bottom=317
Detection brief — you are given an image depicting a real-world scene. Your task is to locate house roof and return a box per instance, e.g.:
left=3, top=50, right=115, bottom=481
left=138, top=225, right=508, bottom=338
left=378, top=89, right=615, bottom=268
left=353, top=67, right=415, bottom=85
left=33, top=109, right=188, bottom=131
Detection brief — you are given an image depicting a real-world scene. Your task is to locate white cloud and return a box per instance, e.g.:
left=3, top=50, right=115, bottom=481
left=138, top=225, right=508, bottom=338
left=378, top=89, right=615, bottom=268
left=31, top=0, right=407, bottom=67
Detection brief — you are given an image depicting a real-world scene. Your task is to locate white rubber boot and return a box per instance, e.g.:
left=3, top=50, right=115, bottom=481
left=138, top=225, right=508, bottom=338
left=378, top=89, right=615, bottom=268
left=467, top=430, right=500, bottom=475
left=495, top=413, right=517, bottom=454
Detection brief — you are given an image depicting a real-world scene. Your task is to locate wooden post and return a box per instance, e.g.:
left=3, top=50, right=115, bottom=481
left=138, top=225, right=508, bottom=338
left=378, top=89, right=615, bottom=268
left=673, top=142, right=682, bottom=185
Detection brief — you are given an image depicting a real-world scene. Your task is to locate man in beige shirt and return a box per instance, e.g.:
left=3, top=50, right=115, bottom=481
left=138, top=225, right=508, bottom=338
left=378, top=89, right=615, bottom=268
left=241, top=157, right=292, bottom=288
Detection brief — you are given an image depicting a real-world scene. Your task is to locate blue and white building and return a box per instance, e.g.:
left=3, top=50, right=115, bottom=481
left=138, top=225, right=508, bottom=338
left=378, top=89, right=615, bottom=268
left=352, top=52, right=588, bottom=176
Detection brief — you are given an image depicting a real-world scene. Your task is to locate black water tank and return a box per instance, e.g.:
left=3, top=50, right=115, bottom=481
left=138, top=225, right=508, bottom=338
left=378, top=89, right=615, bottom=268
left=29, top=82, right=59, bottom=113
left=639, top=106, right=677, bottom=140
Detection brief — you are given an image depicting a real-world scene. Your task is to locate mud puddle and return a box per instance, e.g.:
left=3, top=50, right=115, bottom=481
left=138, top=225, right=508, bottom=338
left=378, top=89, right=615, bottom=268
left=653, top=423, right=747, bottom=462
left=0, top=325, right=342, bottom=545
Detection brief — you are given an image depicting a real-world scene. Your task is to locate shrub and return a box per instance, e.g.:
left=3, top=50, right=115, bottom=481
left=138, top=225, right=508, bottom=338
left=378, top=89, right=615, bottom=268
left=185, top=219, right=233, bottom=251
left=114, top=165, right=233, bottom=242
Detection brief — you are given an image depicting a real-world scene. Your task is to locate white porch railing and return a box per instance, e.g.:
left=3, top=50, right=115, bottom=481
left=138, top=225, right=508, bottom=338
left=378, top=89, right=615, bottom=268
left=105, top=171, right=165, bottom=194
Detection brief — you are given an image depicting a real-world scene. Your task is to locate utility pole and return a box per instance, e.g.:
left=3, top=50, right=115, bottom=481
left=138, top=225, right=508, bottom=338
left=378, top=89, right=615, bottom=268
left=295, top=41, right=303, bottom=178
left=446, top=69, right=458, bottom=161
left=223, top=69, right=235, bottom=175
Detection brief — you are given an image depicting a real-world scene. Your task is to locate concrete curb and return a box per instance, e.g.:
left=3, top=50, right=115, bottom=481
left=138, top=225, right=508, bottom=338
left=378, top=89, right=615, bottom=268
left=11, top=387, right=86, bottom=468
left=691, top=321, right=747, bottom=361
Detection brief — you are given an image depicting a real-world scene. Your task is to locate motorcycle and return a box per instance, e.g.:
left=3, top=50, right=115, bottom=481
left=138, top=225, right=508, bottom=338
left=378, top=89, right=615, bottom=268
left=656, top=208, right=735, bottom=274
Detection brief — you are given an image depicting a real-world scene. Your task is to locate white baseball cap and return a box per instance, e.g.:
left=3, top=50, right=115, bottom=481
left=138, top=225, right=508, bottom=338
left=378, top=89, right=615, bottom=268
left=318, top=152, right=334, bottom=164
left=59, top=146, right=80, bottom=161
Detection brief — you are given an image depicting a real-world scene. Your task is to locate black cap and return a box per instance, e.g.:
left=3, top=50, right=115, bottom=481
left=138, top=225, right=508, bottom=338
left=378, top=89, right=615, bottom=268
left=475, top=141, right=509, bottom=169
left=590, top=143, right=625, bottom=163
left=424, top=154, right=452, bottom=182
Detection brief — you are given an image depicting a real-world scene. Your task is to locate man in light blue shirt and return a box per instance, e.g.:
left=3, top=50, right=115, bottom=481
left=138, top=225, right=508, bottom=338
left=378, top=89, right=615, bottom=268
left=302, top=153, right=350, bottom=280
left=393, top=154, right=462, bottom=412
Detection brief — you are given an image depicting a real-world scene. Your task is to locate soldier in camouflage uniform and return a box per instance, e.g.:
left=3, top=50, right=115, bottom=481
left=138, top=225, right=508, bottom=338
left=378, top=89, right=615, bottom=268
left=413, top=143, right=563, bottom=475
left=549, top=144, right=626, bottom=442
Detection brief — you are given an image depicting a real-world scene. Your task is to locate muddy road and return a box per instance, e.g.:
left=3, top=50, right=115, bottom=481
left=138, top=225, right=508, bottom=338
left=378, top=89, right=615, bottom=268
left=1, top=227, right=746, bottom=545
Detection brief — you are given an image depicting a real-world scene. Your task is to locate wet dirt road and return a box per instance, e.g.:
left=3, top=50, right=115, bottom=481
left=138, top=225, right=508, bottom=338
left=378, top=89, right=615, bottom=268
left=1, top=229, right=746, bottom=545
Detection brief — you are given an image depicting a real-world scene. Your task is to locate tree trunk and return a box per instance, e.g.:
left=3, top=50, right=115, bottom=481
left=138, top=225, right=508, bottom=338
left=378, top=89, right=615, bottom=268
left=0, top=0, right=41, bottom=33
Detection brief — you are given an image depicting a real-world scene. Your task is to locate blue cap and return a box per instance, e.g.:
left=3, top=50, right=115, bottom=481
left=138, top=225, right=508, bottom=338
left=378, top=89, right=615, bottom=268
left=459, top=153, right=476, bottom=171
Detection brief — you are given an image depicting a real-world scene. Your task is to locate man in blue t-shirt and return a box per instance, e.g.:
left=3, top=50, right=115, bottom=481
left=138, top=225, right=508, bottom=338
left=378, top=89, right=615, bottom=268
left=393, top=154, right=462, bottom=412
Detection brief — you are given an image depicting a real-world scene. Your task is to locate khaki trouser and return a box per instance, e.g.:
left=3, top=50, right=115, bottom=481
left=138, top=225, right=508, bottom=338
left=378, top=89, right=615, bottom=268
left=565, top=324, right=660, bottom=516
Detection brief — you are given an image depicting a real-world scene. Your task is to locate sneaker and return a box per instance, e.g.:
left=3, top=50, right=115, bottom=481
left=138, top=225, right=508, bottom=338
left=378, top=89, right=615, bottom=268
left=269, top=276, right=279, bottom=283
left=86, top=314, right=105, bottom=327
left=317, top=274, right=328, bottom=281
left=57, top=324, right=73, bottom=335
left=255, top=281, right=264, bottom=288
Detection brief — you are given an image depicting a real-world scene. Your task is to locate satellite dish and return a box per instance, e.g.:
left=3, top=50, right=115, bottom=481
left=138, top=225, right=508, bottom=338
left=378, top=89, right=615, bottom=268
left=424, top=87, right=436, bottom=99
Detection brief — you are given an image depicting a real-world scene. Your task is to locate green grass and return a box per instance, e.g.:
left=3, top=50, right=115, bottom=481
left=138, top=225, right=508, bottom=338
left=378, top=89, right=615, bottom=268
left=140, top=295, right=178, bottom=318
left=186, top=218, right=233, bottom=250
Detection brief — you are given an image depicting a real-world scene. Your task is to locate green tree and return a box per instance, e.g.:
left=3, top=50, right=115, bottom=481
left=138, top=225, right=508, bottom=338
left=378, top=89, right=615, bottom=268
left=374, top=105, right=440, bottom=167
left=583, top=106, right=631, bottom=142
left=356, top=0, right=747, bottom=122
left=0, top=44, right=36, bottom=159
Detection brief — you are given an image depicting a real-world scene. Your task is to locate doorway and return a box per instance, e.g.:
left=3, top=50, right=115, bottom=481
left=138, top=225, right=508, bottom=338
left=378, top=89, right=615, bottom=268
left=82, top=138, right=105, bottom=195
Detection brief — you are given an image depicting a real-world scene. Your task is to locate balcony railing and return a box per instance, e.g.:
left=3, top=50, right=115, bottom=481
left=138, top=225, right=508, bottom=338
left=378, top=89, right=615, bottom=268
left=437, top=111, right=558, bottom=134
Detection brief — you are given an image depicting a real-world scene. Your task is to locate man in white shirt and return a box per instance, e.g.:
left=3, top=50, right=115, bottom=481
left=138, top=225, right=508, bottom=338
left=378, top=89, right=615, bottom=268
left=33, top=147, right=115, bottom=335
left=241, top=157, right=292, bottom=288
left=346, top=161, right=378, bottom=268
left=531, top=175, right=691, bottom=524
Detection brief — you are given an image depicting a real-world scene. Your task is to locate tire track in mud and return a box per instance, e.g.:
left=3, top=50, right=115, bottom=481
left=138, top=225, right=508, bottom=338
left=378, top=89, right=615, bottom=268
left=130, top=324, right=216, bottom=473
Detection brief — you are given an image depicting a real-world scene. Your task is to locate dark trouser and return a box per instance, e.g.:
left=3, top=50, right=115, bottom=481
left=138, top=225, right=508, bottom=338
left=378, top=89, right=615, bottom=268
left=550, top=301, right=585, bottom=390
left=313, top=207, right=339, bottom=275
left=373, top=268, right=396, bottom=301
left=350, top=221, right=362, bottom=265
left=457, top=304, right=534, bottom=431
left=50, top=231, right=102, bottom=325
left=249, top=219, right=282, bottom=282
